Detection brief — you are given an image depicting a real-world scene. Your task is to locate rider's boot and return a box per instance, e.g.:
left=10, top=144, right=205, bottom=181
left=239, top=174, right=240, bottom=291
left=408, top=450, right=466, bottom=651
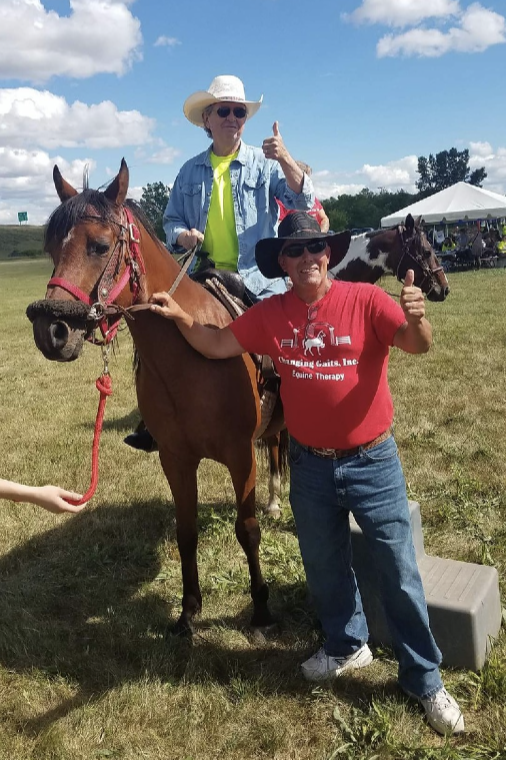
left=124, top=420, right=158, bottom=452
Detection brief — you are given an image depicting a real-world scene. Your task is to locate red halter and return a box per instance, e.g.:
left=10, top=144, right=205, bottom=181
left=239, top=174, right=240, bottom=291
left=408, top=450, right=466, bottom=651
left=47, top=205, right=146, bottom=344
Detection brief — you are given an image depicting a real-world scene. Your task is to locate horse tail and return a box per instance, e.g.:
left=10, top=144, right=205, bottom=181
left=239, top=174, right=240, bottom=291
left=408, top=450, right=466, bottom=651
left=257, top=428, right=289, bottom=476
left=133, top=346, right=140, bottom=378
left=278, top=428, right=289, bottom=475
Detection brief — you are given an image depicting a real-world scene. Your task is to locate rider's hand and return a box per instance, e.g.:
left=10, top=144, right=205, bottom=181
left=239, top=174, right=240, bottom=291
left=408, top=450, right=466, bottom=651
left=262, top=122, right=289, bottom=162
left=400, top=269, right=425, bottom=323
left=150, top=292, right=187, bottom=321
left=177, top=229, right=204, bottom=251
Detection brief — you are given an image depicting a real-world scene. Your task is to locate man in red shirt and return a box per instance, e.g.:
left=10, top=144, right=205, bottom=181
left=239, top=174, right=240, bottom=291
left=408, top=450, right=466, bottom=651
left=148, top=212, right=464, bottom=737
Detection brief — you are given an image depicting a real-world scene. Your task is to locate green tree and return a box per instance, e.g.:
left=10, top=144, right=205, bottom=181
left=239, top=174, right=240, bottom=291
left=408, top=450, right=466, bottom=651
left=322, top=188, right=419, bottom=231
left=139, top=181, right=171, bottom=241
left=416, top=148, right=487, bottom=195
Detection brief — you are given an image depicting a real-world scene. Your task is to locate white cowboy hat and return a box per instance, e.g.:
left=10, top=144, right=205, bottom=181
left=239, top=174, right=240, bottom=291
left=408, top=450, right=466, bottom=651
left=183, top=75, right=263, bottom=127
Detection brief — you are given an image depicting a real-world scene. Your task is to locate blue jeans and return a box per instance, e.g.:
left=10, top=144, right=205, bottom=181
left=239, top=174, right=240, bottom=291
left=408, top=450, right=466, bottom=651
left=289, top=433, right=443, bottom=698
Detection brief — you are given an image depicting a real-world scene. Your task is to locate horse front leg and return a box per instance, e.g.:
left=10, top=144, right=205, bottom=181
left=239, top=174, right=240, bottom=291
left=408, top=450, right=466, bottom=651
left=265, top=433, right=282, bottom=518
left=159, top=451, right=201, bottom=636
left=229, top=444, right=275, bottom=629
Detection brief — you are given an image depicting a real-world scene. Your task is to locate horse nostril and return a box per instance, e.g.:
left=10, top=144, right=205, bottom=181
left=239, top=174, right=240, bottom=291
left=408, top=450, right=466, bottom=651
left=49, top=320, right=69, bottom=349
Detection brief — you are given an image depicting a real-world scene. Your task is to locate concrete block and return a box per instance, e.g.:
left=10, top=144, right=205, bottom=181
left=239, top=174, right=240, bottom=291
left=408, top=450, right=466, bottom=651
left=350, top=501, right=502, bottom=671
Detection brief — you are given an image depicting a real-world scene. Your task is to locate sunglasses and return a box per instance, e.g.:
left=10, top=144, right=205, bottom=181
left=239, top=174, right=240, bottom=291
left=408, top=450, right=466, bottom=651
left=281, top=240, right=328, bottom=258
left=216, top=106, right=248, bottom=119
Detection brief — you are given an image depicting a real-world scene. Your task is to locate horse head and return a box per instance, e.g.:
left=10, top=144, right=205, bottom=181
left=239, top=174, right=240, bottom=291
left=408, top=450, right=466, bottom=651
left=394, top=214, right=449, bottom=302
left=27, top=159, right=148, bottom=362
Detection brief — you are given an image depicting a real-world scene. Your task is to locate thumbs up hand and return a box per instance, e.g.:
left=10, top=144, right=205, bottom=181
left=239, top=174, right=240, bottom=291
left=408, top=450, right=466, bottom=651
left=262, top=121, right=288, bottom=162
left=400, top=269, right=425, bottom=322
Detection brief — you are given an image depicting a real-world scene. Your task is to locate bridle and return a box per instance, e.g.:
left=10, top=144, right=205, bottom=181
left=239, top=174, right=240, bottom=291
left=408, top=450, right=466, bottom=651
left=395, top=225, right=445, bottom=297
left=47, top=205, right=146, bottom=345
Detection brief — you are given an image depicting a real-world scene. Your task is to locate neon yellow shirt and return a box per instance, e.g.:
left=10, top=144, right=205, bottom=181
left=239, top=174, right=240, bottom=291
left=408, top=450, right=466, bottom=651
left=202, top=151, right=239, bottom=271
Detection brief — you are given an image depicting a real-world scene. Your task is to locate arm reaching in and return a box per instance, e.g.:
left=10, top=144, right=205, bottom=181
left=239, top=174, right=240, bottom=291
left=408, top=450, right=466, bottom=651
left=0, top=479, right=85, bottom=514
left=150, top=292, right=245, bottom=359
left=317, top=207, right=330, bottom=233
left=393, top=269, right=432, bottom=354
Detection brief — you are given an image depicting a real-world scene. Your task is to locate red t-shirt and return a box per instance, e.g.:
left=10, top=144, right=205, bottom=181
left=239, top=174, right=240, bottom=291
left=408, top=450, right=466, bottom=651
left=277, top=198, right=324, bottom=223
left=229, top=280, right=406, bottom=448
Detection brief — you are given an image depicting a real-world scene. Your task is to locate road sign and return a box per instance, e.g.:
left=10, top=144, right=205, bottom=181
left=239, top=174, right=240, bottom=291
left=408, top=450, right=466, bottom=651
left=18, top=211, right=28, bottom=223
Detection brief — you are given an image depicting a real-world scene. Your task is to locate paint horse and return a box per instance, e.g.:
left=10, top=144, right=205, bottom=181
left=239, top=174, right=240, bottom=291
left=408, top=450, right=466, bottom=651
left=331, top=215, right=449, bottom=302
left=27, top=159, right=298, bottom=636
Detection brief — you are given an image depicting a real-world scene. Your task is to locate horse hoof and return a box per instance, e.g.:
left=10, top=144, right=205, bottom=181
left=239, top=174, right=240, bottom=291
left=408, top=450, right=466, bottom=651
left=263, top=505, right=281, bottom=519
left=168, top=619, right=193, bottom=640
left=249, top=622, right=279, bottom=644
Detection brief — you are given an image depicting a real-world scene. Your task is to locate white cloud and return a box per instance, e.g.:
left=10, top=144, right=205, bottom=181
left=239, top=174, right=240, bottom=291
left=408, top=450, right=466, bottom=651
left=345, top=0, right=460, bottom=28
left=145, top=147, right=181, bottom=165
left=0, top=88, right=156, bottom=149
left=154, top=36, right=182, bottom=47
left=0, top=147, right=96, bottom=224
left=377, top=3, right=506, bottom=57
left=313, top=155, right=419, bottom=199
left=469, top=144, right=506, bottom=186
left=469, top=141, right=494, bottom=159
left=360, top=156, right=418, bottom=189
left=0, top=0, right=142, bottom=83
left=312, top=144, right=506, bottom=202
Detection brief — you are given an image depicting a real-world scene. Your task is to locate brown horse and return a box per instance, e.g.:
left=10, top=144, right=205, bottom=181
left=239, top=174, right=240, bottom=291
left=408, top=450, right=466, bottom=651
left=27, top=159, right=286, bottom=636
left=27, top=162, right=448, bottom=637
left=331, top=215, right=450, bottom=302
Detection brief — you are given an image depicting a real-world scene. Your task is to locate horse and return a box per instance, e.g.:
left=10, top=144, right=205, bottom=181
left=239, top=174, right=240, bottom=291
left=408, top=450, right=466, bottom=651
left=329, top=214, right=450, bottom=302
left=27, top=159, right=286, bottom=637
left=26, top=162, right=448, bottom=638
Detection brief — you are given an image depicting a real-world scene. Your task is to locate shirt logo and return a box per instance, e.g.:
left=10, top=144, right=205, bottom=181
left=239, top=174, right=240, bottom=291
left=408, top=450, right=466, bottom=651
left=303, top=330, right=326, bottom=356
left=280, top=323, right=351, bottom=352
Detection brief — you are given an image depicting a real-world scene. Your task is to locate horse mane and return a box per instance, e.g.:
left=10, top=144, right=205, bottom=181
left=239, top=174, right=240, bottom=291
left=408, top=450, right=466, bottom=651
left=367, top=227, right=395, bottom=240
left=44, top=190, right=159, bottom=249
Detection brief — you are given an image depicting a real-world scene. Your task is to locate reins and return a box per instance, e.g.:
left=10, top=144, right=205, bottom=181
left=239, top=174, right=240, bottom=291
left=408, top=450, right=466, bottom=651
left=64, top=346, right=112, bottom=507
left=395, top=226, right=444, bottom=299
left=47, top=205, right=146, bottom=345
left=44, top=206, right=146, bottom=505
left=44, top=204, right=197, bottom=506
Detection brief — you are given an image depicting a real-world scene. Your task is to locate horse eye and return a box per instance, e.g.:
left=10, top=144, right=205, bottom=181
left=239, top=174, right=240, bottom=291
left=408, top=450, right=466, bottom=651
left=88, top=242, right=110, bottom=256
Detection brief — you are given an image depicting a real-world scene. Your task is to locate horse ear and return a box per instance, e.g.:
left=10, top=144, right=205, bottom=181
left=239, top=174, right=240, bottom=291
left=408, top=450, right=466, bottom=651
left=405, top=213, right=414, bottom=232
left=104, top=158, right=129, bottom=206
left=53, top=165, right=78, bottom=202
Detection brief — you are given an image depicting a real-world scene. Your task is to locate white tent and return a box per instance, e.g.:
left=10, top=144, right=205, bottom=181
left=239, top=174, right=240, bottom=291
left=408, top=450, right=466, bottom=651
left=380, top=182, right=506, bottom=227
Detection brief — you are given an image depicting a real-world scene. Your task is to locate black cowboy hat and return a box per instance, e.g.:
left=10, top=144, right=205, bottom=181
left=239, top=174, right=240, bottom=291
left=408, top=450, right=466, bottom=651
left=255, top=211, right=352, bottom=280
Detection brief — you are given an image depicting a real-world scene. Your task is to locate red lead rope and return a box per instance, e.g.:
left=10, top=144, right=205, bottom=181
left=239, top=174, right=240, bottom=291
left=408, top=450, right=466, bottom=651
left=65, top=373, right=113, bottom=506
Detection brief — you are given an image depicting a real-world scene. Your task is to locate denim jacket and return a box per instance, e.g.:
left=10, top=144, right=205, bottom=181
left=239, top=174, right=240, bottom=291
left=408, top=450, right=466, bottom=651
left=163, top=141, right=315, bottom=296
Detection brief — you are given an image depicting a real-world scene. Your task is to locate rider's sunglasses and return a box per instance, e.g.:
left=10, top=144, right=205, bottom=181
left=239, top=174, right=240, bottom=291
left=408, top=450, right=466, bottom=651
left=282, top=240, right=328, bottom=258
left=216, top=106, right=248, bottom=119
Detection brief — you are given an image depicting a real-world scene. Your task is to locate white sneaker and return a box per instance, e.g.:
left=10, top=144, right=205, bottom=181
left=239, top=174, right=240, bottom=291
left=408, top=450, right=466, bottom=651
left=409, top=686, right=465, bottom=735
left=301, top=643, right=373, bottom=682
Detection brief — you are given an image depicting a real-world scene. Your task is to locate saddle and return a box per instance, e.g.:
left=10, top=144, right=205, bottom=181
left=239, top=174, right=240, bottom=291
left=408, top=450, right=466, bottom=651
left=190, top=255, right=279, bottom=438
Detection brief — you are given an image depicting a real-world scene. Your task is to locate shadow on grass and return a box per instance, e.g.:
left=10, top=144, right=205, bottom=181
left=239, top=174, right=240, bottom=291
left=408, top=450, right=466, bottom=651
left=81, top=408, right=141, bottom=435
left=0, top=497, right=398, bottom=737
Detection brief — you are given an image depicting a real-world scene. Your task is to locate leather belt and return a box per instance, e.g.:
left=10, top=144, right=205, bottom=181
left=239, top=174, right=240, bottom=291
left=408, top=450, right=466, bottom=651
left=305, top=428, right=392, bottom=460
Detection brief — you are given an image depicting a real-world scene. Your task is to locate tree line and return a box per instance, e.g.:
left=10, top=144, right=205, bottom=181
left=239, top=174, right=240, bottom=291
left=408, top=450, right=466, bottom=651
left=139, top=148, right=489, bottom=239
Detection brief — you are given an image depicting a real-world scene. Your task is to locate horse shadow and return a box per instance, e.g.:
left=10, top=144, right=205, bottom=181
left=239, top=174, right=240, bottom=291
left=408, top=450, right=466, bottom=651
left=0, top=498, right=398, bottom=736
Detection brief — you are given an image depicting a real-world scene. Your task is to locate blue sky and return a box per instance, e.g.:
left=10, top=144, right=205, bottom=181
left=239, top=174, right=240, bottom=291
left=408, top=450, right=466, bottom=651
left=0, top=0, right=505, bottom=224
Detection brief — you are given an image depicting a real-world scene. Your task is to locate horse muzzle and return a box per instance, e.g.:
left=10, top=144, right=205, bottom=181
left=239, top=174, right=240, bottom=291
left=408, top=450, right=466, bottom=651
left=26, top=299, right=88, bottom=362
left=427, top=283, right=450, bottom=302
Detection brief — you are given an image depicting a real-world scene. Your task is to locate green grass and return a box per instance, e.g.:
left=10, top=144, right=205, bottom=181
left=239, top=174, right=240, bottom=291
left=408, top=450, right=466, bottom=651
left=0, top=259, right=505, bottom=759
left=0, top=225, right=44, bottom=260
